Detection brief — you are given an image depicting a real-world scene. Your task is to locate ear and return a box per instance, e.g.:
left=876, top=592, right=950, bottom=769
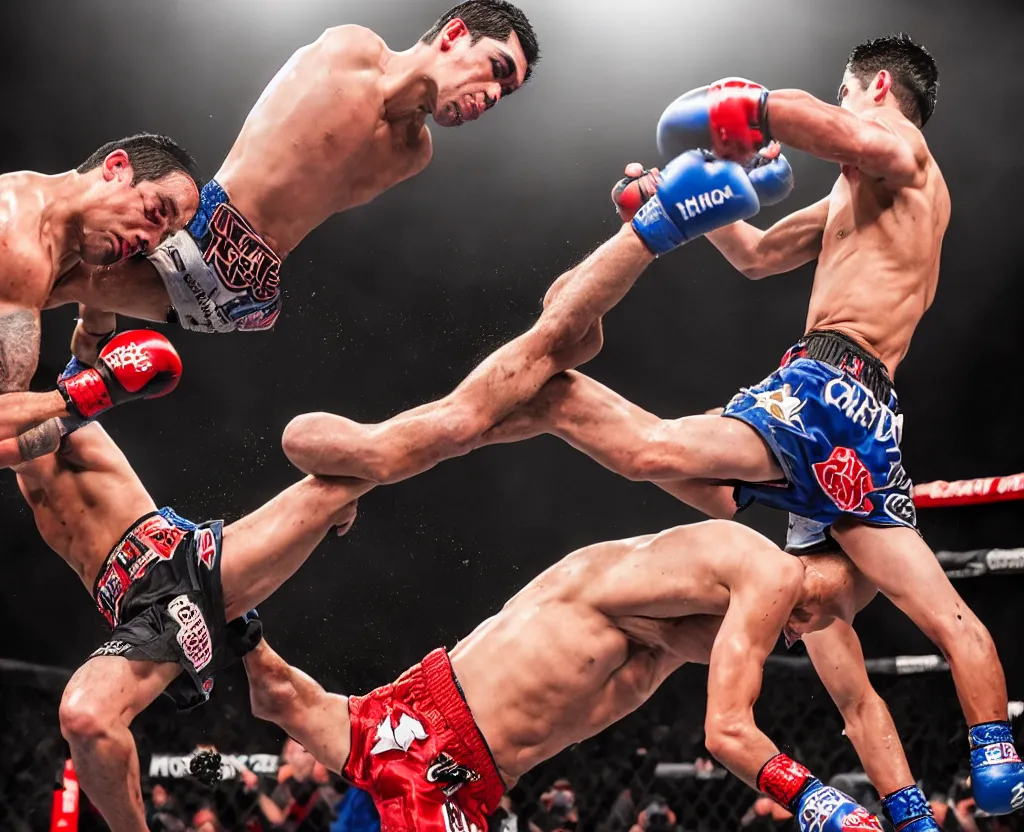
left=438, top=17, right=469, bottom=51
left=102, top=149, right=131, bottom=183
left=874, top=70, right=893, bottom=103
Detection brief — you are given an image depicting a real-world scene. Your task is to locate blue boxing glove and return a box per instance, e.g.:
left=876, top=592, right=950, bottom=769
left=630, top=150, right=760, bottom=256
left=746, top=150, right=793, bottom=207
left=757, top=754, right=882, bottom=832
left=658, top=78, right=771, bottom=163
left=969, top=722, right=1024, bottom=814
left=882, top=785, right=940, bottom=832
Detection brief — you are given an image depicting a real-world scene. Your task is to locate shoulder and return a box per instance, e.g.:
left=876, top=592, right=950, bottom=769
left=0, top=179, right=53, bottom=302
left=867, top=111, right=931, bottom=168
left=316, top=25, right=386, bottom=67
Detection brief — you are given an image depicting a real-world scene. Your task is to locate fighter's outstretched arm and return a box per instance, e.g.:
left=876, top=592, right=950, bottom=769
left=766, top=90, right=927, bottom=186
left=243, top=640, right=352, bottom=775
left=282, top=225, right=654, bottom=480
left=702, top=573, right=800, bottom=789
left=704, top=196, right=830, bottom=279
left=802, top=619, right=914, bottom=797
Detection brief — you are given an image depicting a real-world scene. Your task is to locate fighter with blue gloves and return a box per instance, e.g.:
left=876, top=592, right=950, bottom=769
left=603, top=34, right=1023, bottom=821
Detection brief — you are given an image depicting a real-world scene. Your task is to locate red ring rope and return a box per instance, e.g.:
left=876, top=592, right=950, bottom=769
left=913, top=472, right=1024, bottom=507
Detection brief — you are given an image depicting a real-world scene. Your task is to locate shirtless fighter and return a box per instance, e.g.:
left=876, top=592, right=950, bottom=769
left=11, top=336, right=369, bottom=831
left=372, top=34, right=1021, bottom=815
left=241, top=521, right=936, bottom=832
left=49, top=0, right=540, bottom=336
left=0, top=134, right=200, bottom=447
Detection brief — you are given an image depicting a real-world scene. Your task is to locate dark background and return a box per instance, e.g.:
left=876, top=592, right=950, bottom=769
left=1, top=0, right=1022, bottom=702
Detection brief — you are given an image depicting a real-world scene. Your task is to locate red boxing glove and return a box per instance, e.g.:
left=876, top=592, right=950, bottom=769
left=708, top=78, right=771, bottom=162
left=610, top=167, right=660, bottom=222
left=59, top=330, right=182, bottom=419
left=657, top=78, right=771, bottom=164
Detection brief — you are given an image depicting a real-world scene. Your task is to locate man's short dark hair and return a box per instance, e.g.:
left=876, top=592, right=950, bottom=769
left=77, top=132, right=202, bottom=191
left=846, top=33, right=938, bottom=127
left=422, top=0, right=540, bottom=83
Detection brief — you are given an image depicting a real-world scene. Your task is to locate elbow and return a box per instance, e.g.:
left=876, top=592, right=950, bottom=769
left=738, top=263, right=774, bottom=280
left=704, top=712, right=753, bottom=768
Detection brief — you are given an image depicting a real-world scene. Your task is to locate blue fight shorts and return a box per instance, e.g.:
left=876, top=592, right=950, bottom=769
left=146, top=180, right=282, bottom=333
left=722, top=330, right=917, bottom=548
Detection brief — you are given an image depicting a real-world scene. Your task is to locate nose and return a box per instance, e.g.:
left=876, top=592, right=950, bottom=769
left=484, top=82, right=502, bottom=109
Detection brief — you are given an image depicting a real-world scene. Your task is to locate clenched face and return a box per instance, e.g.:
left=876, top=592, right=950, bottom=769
left=80, top=151, right=199, bottom=266
left=430, top=19, right=528, bottom=127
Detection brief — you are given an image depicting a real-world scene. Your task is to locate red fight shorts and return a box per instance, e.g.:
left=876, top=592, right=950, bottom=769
left=344, top=648, right=505, bottom=831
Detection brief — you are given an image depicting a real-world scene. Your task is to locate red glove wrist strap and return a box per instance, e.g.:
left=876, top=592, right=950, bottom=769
left=757, top=753, right=812, bottom=811
left=61, top=369, right=112, bottom=419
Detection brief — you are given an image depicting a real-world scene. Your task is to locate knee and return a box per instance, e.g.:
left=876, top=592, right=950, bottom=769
left=60, top=687, right=113, bottom=746
left=281, top=413, right=321, bottom=472
left=933, top=607, right=995, bottom=659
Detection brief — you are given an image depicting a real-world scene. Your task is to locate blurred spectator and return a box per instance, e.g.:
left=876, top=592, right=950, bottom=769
left=257, top=739, right=340, bottom=831
left=193, top=806, right=225, bottom=832
left=331, top=786, right=380, bottom=832
left=145, top=782, right=188, bottom=832
left=531, top=778, right=579, bottom=831
left=629, top=794, right=679, bottom=832
left=600, top=788, right=637, bottom=832
left=488, top=794, right=521, bottom=832
left=740, top=796, right=795, bottom=832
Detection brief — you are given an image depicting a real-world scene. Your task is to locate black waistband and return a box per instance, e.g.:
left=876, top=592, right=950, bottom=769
left=797, top=329, right=895, bottom=406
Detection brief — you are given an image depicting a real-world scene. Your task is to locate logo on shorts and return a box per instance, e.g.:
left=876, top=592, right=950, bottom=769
left=91, top=640, right=133, bottom=658
left=1011, top=781, right=1024, bottom=811
left=982, top=743, right=1021, bottom=765
left=196, top=528, right=217, bottom=570
left=370, top=712, right=427, bottom=755
left=442, top=800, right=481, bottom=832
left=823, top=378, right=902, bottom=444
left=426, top=752, right=480, bottom=797
left=812, top=447, right=874, bottom=514
left=883, top=493, right=917, bottom=527
left=749, top=384, right=806, bottom=431
left=167, top=595, right=213, bottom=671
left=204, top=203, right=281, bottom=303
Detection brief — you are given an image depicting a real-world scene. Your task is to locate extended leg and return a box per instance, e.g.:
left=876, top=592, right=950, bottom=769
left=60, top=658, right=181, bottom=832
left=282, top=226, right=651, bottom=481
left=219, top=475, right=374, bottom=619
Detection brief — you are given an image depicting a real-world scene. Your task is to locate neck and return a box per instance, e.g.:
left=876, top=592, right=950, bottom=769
left=40, top=172, right=86, bottom=276
left=380, top=43, right=437, bottom=121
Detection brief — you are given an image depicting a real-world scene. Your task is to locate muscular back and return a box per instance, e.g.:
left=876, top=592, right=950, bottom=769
left=808, top=116, right=949, bottom=375
left=15, top=423, right=156, bottom=589
left=450, top=523, right=790, bottom=782
left=215, top=26, right=433, bottom=256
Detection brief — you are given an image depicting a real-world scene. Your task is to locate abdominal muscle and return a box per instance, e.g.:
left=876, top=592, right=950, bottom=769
left=806, top=167, right=945, bottom=377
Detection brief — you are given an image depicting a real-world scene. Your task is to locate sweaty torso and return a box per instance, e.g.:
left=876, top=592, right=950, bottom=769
left=15, top=424, right=157, bottom=591
left=449, top=548, right=727, bottom=784
left=213, top=26, right=433, bottom=256
left=806, top=119, right=949, bottom=376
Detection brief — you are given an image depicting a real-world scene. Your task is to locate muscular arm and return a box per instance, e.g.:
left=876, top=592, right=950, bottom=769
left=704, top=197, right=829, bottom=279
left=70, top=304, right=116, bottom=365
left=767, top=89, right=926, bottom=187
left=802, top=620, right=913, bottom=797
left=242, top=641, right=351, bottom=775
left=0, top=307, right=68, bottom=440
left=282, top=225, right=654, bottom=480
left=703, top=577, right=798, bottom=789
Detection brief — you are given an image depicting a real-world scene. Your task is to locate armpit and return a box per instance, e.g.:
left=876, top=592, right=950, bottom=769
left=0, top=309, right=41, bottom=392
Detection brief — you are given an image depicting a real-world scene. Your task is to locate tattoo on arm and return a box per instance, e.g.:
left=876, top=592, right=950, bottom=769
left=0, top=310, right=41, bottom=393
left=16, top=418, right=62, bottom=462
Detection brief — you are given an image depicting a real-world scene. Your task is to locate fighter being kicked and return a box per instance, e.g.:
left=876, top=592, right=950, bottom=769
left=8, top=316, right=368, bottom=832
